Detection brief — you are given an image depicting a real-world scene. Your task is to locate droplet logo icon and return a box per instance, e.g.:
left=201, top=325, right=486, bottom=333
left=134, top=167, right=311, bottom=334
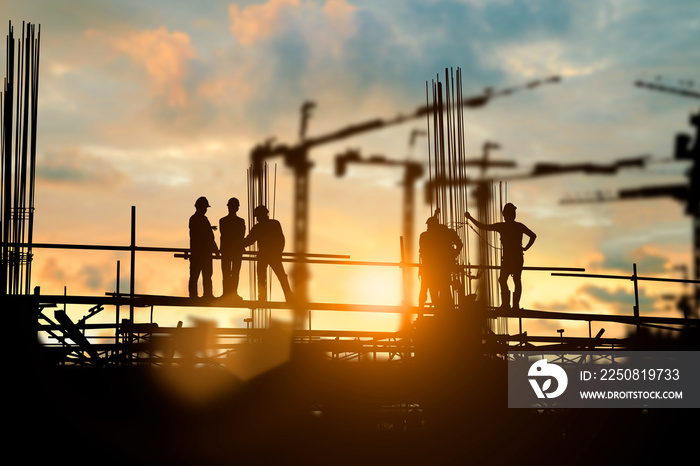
left=528, top=359, right=568, bottom=399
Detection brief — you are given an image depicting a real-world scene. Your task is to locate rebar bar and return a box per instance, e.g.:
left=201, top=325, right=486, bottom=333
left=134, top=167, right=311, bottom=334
left=1, top=21, right=40, bottom=296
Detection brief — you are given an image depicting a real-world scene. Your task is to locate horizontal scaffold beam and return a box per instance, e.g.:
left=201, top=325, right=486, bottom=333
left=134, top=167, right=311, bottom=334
left=7, top=242, right=589, bottom=271
left=20, top=293, right=423, bottom=313
left=493, top=307, right=700, bottom=328
left=15, top=292, right=700, bottom=328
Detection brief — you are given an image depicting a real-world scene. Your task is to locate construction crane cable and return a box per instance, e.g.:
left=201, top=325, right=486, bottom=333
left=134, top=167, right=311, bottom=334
left=465, top=223, right=501, bottom=251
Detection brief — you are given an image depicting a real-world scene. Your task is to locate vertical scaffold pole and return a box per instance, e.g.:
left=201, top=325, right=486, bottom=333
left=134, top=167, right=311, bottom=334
left=130, top=206, right=135, bottom=321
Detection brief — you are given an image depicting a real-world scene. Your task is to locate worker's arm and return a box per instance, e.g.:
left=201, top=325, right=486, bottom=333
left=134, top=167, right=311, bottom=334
left=465, top=211, right=495, bottom=231
left=241, top=227, right=258, bottom=248
left=523, top=227, right=536, bottom=252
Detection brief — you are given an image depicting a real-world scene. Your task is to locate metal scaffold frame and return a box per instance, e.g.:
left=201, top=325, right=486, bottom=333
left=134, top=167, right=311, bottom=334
left=19, top=205, right=698, bottom=370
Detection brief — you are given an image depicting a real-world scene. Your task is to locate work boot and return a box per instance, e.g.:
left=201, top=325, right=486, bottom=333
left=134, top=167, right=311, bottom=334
left=513, top=288, right=522, bottom=311
left=498, top=290, right=511, bottom=310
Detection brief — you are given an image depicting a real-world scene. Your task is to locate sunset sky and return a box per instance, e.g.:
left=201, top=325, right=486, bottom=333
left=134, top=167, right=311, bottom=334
left=6, top=0, right=700, bottom=338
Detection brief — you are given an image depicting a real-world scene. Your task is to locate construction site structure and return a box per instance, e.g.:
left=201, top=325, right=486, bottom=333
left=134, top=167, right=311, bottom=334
left=6, top=24, right=700, bottom=465
left=249, top=74, right=562, bottom=306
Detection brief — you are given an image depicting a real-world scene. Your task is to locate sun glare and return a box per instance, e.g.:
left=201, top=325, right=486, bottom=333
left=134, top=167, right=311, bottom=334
left=349, top=267, right=404, bottom=306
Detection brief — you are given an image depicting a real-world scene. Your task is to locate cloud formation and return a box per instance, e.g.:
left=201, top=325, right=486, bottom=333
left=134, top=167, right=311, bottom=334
left=229, top=0, right=300, bottom=46
left=229, top=0, right=356, bottom=48
left=97, top=26, right=197, bottom=108
left=37, top=147, right=127, bottom=187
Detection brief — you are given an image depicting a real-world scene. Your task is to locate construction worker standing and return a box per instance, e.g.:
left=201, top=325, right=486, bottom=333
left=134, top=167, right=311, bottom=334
left=189, top=196, right=219, bottom=299
left=418, top=210, right=463, bottom=309
left=219, top=197, right=246, bottom=300
left=242, top=205, right=294, bottom=302
left=466, top=203, right=536, bottom=310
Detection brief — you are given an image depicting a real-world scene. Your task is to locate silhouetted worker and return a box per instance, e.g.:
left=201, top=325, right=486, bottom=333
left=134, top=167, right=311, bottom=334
left=466, top=203, right=536, bottom=310
left=189, top=196, right=219, bottom=299
left=242, top=205, right=294, bottom=302
left=418, top=210, right=463, bottom=309
left=219, top=197, right=246, bottom=300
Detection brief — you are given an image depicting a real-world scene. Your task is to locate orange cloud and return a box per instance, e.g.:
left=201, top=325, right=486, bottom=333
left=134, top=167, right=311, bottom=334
left=228, top=0, right=356, bottom=50
left=229, top=0, right=301, bottom=46
left=106, top=27, right=197, bottom=108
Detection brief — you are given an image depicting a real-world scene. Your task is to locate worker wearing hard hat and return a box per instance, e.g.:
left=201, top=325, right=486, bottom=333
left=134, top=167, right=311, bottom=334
left=242, top=205, right=294, bottom=302
left=219, top=197, right=246, bottom=300
left=188, top=196, right=219, bottom=299
left=418, top=209, right=462, bottom=310
left=466, top=203, right=536, bottom=310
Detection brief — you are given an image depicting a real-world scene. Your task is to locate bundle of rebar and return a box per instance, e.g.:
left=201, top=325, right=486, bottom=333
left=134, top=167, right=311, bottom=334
left=425, top=68, right=469, bottom=304
left=1, top=21, right=41, bottom=296
left=425, top=68, right=466, bottom=230
left=425, top=68, right=507, bottom=332
left=246, top=161, right=276, bottom=328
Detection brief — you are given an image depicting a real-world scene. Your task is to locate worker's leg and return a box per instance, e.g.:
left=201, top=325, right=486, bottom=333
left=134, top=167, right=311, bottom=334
left=512, top=279, right=522, bottom=310
left=437, top=274, right=453, bottom=308
left=270, top=259, right=294, bottom=301
left=418, top=279, right=428, bottom=308
left=512, top=268, right=523, bottom=310
left=189, top=258, right=202, bottom=298
left=231, top=253, right=243, bottom=297
left=221, top=252, right=232, bottom=295
left=498, top=270, right=511, bottom=309
left=511, top=255, right=524, bottom=310
left=202, top=258, right=214, bottom=298
left=256, top=259, right=268, bottom=301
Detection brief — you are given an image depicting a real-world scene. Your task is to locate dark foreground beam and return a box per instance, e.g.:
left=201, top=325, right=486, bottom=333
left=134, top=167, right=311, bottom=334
left=10, top=293, right=699, bottom=328
left=492, top=307, right=700, bottom=327
left=15, top=293, right=422, bottom=314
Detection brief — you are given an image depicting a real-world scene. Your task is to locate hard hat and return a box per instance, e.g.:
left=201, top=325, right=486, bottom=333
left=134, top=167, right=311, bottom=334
left=227, top=197, right=239, bottom=207
left=254, top=205, right=269, bottom=216
left=503, top=202, right=516, bottom=213
left=195, top=196, right=210, bottom=208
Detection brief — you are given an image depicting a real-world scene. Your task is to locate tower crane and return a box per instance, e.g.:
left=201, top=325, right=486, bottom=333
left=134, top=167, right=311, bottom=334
left=561, top=107, right=700, bottom=313
left=560, top=77, right=700, bottom=313
left=250, top=75, right=561, bottom=303
left=634, top=77, right=700, bottom=100
left=334, top=134, right=425, bottom=305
